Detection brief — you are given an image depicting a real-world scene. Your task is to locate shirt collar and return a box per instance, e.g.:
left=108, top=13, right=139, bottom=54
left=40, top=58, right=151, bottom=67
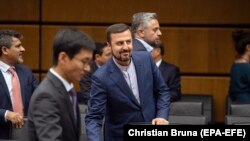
left=0, top=61, right=13, bottom=73
left=112, top=57, right=133, bottom=71
left=155, top=59, right=162, bottom=67
left=49, top=68, right=74, bottom=92
left=135, top=38, right=153, bottom=52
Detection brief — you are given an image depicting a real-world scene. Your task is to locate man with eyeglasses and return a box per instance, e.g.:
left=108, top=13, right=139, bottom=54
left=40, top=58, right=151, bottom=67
left=24, top=28, right=95, bottom=141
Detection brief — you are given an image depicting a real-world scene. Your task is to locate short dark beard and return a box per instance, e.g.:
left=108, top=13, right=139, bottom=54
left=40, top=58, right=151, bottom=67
left=112, top=52, right=131, bottom=62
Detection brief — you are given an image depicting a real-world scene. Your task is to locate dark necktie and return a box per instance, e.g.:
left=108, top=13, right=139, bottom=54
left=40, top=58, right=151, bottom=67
left=69, top=89, right=77, bottom=126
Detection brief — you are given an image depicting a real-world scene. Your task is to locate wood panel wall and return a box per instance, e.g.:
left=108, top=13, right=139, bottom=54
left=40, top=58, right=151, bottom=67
left=1, top=0, right=250, bottom=123
left=0, top=0, right=39, bottom=22
left=0, top=25, right=39, bottom=70
left=42, top=0, right=250, bottom=24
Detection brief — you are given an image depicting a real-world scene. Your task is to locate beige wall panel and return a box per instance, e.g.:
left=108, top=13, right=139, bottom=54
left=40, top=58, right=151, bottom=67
left=0, top=0, right=39, bottom=21
left=41, top=26, right=107, bottom=70
left=0, top=25, right=40, bottom=70
left=162, top=28, right=242, bottom=74
left=42, top=0, right=250, bottom=24
left=181, top=76, right=230, bottom=123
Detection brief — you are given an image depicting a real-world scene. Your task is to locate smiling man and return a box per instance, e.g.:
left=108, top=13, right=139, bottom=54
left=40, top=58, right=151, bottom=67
left=0, top=29, right=38, bottom=140
left=85, top=23, right=170, bottom=141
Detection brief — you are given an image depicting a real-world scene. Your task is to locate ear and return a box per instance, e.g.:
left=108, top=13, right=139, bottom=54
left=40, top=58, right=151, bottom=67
left=58, top=52, right=69, bottom=64
left=137, top=28, right=145, bottom=38
left=95, top=54, right=101, bottom=59
left=107, top=42, right=111, bottom=47
left=1, top=46, right=9, bottom=55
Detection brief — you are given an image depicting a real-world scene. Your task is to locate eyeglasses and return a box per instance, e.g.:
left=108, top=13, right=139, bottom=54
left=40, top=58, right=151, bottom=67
left=73, top=57, right=93, bottom=67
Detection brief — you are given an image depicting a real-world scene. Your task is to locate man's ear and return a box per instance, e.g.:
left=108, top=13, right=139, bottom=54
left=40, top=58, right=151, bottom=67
left=95, top=54, right=101, bottom=59
left=137, top=28, right=145, bottom=38
left=107, top=42, right=111, bottom=47
left=1, top=46, right=9, bottom=55
left=58, top=52, right=69, bottom=64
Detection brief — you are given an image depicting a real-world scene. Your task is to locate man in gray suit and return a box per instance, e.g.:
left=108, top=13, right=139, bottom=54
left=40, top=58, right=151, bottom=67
left=25, top=28, right=95, bottom=141
left=131, top=12, right=162, bottom=52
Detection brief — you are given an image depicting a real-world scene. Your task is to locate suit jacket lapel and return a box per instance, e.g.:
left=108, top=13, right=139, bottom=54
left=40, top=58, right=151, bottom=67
left=159, top=61, right=165, bottom=74
left=132, top=54, right=145, bottom=106
left=0, top=71, right=12, bottom=103
left=47, top=72, right=78, bottom=133
left=108, top=60, right=139, bottom=106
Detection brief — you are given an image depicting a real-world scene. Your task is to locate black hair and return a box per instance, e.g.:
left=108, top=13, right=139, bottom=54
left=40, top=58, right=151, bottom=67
left=93, top=42, right=107, bottom=60
left=232, top=30, right=250, bottom=55
left=106, top=23, right=130, bottom=43
left=52, top=28, right=95, bottom=65
left=0, top=29, right=23, bottom=55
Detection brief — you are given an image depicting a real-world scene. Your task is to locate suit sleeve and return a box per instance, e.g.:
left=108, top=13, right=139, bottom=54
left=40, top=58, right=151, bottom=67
left=0, top=109, right=7, bottom=124
left=85, top=74, right=106, bottom=141
left=150, top=57, right=171, bottom=119
left=31, top=72, right=39, bottom=91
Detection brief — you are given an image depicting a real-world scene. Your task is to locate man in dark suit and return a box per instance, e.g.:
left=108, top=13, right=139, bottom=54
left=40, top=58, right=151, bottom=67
left=85, top=23, right=170, bottom=141
left=0, top=29, right=38, bottom=140
left=25, top=28, right=95, bottom=141
left=79, top=42, right=111, bottom=105
left=131, top=12, right=162, bottom=52
left=151, top=43, right=181, bottom=102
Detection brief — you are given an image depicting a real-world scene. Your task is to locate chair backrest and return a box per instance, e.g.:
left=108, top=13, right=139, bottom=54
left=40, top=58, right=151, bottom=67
left=225, top=115, right=250, bottom=125
left=169, top=101, right=203, bottom=116
left=230, top=104, right=250, bottom=116
left=79, top=104, right=88, bottom=114
left=225, top=95, right=250, bottom=125
left=0, top=139, right=19, bottom=141
left=169, top=115, right=207, bottom=125
left=81, top=113, right=104, bottom=141
left=169, top=101, right=207, bottom=125
left=80, top=113, right=88, bottom=141
left=181, top=94, right=213, bottom=124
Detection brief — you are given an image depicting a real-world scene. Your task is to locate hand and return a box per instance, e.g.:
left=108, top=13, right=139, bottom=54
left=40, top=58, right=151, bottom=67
left=152, top=118, right=169, bottom=125
left=6, top=111, right=24, bottom=128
